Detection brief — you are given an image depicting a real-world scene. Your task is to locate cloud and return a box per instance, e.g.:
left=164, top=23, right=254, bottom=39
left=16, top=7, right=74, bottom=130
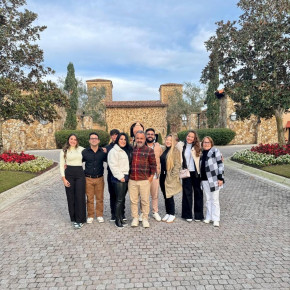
left=190, top=27, right=215, bottom=52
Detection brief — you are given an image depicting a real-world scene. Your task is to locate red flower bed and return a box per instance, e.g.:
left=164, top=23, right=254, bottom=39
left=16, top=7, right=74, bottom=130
left=0, top=150, right=36, bottom=164
left=251, top=143, right=290, bottom=157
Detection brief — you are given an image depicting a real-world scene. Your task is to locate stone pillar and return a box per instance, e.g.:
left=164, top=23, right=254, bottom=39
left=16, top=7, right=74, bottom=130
left=159, top=83, right=183, bottom=104
left=86, top=79, right=113, bottom=102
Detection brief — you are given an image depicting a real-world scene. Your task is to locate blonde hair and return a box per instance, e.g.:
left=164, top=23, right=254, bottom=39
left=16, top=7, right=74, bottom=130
left=165, top=134, right=177, bottom=171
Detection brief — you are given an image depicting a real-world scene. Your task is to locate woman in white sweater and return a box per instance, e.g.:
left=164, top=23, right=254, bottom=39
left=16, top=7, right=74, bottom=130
left=60, top=134, right=86, bottom=229
left=108, top=133, right=132, bottom=228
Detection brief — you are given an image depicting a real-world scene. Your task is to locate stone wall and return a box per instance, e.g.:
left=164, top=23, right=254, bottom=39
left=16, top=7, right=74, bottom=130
left=226, top=97, right=279, bottom=144
left=2, top=108, right=94, bottom=151
left=3, top=107, right=66, bottom=151
left=106, top=107, right=167, bottom=141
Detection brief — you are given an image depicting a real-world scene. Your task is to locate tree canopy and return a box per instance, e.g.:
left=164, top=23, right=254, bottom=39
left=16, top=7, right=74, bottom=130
left=0, top=0, right=67, bottom=152
left=201, top=0, right=290, bottom=144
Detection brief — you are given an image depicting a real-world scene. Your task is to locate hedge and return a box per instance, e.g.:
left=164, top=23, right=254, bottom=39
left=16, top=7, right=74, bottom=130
left=177, top=128, right=236, bottom=145
left=55, top=130, right=110, bottom=149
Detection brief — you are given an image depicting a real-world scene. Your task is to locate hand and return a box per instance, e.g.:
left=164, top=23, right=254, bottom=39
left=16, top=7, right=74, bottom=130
left=120, top=178, right=125, bottom=182
left=102, top=148, right=107, bottom=153
left=64, top=164, right=67, bottom=170
left=63, top=178, right=70, bottom=187
left=148, top=175, right=153, bottom=183
left=218, top=180, right=223, bottom=187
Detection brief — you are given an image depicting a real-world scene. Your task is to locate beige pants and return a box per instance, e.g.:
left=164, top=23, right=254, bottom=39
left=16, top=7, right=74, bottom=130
left=128, top=179, right=151, bottom=220
left=140, top=177, right=160, bottom=213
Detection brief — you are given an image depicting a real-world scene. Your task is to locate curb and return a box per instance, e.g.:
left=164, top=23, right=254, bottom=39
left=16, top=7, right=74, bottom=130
left=224, top=158, right=290, bottom=189
left=0, top=164, right=60, bottom=212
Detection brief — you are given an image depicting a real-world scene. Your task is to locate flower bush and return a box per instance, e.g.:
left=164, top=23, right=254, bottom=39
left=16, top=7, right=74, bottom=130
left=0, top=151, right=36, bottom=163
left=0, top=156, right=53, bottom=172
left=232, top=149, right=290, bottom=167
left=251, top=143, right=290, bottom=157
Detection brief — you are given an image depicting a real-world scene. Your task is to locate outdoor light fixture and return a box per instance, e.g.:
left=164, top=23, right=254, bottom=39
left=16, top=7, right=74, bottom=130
left=230, top=112, right=237, bottom=121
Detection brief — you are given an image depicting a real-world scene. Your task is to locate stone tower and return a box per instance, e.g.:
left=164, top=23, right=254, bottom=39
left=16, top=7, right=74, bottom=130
left=159, top=83, right=183, bottom=104
left=86, top=79, right=113, bottom=102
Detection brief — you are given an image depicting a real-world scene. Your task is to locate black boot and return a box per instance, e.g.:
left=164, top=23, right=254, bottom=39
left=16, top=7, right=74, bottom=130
left=115, top=219, right=124, bottom=228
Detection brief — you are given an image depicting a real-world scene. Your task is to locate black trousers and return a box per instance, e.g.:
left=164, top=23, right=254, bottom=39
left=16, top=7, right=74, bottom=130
left=107, top=172, right=116, bottom=218
left=160, top=172, right=175, bottom=215
left=113, top=181, right=128, bottom=223
left=182, top=171, right=204, bottom=220
left=65, top=166, right=86, bottom=223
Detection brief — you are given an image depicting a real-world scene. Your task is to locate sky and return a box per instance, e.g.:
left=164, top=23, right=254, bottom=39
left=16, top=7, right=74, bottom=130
left=25, top=0, right=242, bottom=101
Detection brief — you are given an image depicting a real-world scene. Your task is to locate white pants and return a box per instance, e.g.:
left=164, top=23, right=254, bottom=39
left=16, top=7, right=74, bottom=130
left=201, top=181, right=220, bottom=222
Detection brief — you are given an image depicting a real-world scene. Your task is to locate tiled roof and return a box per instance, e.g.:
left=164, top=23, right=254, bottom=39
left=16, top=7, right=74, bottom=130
left=159, top=83, right=183, bottom=87
left=105, top=101, right=167, bottom=108
left=86, top=79, right=112, bottom=83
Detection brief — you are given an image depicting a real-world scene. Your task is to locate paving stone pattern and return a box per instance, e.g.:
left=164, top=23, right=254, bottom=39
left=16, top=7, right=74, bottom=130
left=0, top=147, right=289, bottom=289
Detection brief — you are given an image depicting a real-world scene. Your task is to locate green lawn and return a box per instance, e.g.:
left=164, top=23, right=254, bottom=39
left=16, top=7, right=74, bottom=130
left=0, top=171, right=37, bottom=193
left=262, top=164, right=290, bottom=179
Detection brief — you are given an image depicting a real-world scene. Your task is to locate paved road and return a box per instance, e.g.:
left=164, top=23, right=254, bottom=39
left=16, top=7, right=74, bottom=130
left=0, top=146, right=289, bottom=289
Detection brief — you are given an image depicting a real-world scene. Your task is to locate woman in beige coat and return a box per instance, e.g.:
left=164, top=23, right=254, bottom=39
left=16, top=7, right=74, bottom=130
left=160, top=134, right=182, bottom=223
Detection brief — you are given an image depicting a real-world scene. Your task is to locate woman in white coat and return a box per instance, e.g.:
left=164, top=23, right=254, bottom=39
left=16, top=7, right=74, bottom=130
left=108, top=133, right=132, bottom=228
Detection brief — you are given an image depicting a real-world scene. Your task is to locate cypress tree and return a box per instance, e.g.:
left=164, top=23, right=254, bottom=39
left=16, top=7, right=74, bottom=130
left=64, top=63, right=78, bottom=130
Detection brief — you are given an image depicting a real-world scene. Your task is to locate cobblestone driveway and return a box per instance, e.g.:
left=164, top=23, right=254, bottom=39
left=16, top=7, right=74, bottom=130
left=0, top=147, right=289, bottom=289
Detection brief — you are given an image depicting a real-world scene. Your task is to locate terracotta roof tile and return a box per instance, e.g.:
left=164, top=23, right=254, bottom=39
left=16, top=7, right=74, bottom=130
left=105, top=101, right=167, bottom=108
left=86, top=79, right=112, bottom=83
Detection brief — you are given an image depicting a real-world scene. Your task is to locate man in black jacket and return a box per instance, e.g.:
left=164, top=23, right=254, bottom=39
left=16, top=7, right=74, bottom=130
left=82, top=132, right=107, bottom=224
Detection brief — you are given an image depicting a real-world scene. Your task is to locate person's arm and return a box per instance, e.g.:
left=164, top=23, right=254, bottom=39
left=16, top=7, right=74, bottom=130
left=60, top=151, right=70, bottom=187
left=148, top=148, right=157, bottom=182
left=171, top=148, right=182, bottom=177
left=215, top=148, right=224, bottom=185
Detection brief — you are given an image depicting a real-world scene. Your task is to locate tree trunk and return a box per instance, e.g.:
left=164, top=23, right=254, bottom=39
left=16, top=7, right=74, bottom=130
left=274, top=108, right=285, bottom=145
left=0, top=120, right=4, bottom=154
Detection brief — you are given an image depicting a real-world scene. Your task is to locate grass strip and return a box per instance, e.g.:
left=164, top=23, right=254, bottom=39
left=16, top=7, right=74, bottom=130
left=0, top=171, right=37, bottom=193
left=261, top=164, right=290, bottom=179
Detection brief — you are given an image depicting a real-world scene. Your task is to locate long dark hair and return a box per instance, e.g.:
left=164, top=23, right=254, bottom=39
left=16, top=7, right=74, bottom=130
left=115, top=133, right=131, bottom=156
left=183, top=130, right=201, bottom=156
left=62, top=134, right=79, bottom=160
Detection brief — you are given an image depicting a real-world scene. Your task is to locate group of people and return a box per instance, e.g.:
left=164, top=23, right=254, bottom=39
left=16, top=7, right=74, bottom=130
left=59, top=123, right=224, bottom=230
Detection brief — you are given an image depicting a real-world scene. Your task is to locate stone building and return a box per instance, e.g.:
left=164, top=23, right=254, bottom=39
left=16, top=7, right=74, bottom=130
left=215, top=89, right=290, bottom=144
left=86, top=79, right=183, bottom=141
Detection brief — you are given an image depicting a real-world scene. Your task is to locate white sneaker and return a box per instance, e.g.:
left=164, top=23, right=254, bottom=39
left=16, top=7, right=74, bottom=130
left=152, top=212, right=161, bottom=222
left=213, top=221, right=220, bottom=227
left=87, top=217, right=94, bottom=224
left=203, top=219, right=210, bottom=224
left=142, top=219, right=150, bottom=228
left=162, top=214, right=170, bottom=222
left=186, top=219, right=193, bottom=222
left=97, top=217, right=104, bottom=223
left=131, top=218, right=139, bottom=227
left=139, top=213, right=143, bottom=222
left=166, top=215, right=176, bottom=223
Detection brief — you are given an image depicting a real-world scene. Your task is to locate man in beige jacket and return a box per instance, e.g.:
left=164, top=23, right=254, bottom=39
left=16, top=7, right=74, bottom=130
left=139, top=128, right=163, bottom=222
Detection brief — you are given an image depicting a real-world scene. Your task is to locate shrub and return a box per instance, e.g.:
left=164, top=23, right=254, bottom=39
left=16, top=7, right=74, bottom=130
left=231, top=149, right=290, bottom=167
left=0, top=156, right=53, bottom=172
left=55, top=129, right=110, bottom=148
left=177, top=128, right=236, bottom=145
left=251, top=143, right=290, bottom=157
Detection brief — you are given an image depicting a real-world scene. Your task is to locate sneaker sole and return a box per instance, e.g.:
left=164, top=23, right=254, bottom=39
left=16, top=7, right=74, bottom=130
left=167, top=218, right=176, bottom=223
